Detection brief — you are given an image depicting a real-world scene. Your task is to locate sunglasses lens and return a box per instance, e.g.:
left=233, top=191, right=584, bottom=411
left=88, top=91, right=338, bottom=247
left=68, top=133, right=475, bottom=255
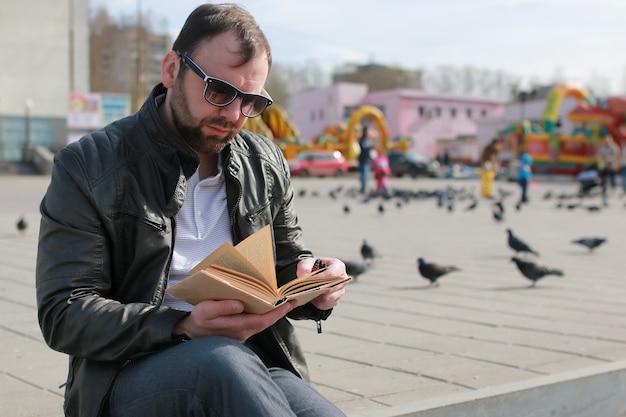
left=241, top=96, right=270, bottom=117
left=204, top=77, right=270, bottom=117
left=204, top=79, right=238, bottom=106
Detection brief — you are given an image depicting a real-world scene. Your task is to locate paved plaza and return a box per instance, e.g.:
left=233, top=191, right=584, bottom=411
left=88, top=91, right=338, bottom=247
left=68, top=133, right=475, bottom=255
left=2, top=172, right=626, bottom=416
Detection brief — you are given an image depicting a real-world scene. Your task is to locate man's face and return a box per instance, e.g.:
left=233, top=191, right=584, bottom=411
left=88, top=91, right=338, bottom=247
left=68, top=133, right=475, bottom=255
left=168, top=32, right=269, bottom=155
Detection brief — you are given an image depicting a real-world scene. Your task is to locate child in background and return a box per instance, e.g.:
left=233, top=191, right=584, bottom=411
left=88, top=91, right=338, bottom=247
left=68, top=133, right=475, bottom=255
left=372, top=151, right=391, bottom=195
left=480, top=161, right=496, bottom=198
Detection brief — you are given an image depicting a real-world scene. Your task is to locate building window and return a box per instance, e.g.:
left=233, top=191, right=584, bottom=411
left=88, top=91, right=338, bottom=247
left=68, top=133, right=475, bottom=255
left=481, top=109, right=487, bottom=118
left=450, top=108, right=457, bottom=118
left=418, top=106, right=425, bottom=117
left=466, top=108, right=472, bottom=118
left=319, top=109, right=324, bottom=121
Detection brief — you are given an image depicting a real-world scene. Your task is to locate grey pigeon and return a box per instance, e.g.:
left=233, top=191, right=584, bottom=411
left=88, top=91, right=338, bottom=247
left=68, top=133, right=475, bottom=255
left=16, top=215, right=28, bottom=235
left=342, top=260, right=369, bottom=281
left=511, top=257, right=563, bottom=287
left=417, top=257, right=460, bottom=287
left=360, top=239, right=381, bottom=265
left=507, top=229, right=539, bottom=256
left=571, top=237, right=606, bottom=252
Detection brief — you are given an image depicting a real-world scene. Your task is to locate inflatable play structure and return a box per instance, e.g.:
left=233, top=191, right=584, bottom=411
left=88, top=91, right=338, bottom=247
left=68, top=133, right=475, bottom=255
left=243, top=105, right=304, bottom=160
left=244, top=104, right=408, bottom=163
left=501, top=82, right=626, bottom=174
left=308, top=105, right=409, bottom=162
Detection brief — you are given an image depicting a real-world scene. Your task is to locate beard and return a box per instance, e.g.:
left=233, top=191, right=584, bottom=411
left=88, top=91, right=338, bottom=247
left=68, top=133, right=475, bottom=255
left=169, top=79, right=239, bottom=155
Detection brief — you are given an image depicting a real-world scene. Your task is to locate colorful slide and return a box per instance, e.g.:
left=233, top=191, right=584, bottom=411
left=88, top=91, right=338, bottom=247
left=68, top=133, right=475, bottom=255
left=541, top=82, right=596, bottom=152
left=567, top=96, right=626, bottom=145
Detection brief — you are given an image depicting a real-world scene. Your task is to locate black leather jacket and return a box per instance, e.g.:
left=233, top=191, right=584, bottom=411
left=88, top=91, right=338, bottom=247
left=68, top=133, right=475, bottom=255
left=36, top=84, right=330, bottom=417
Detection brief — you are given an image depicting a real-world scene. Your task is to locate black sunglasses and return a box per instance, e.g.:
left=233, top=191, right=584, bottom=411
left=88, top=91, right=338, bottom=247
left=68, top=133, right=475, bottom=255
left=177, top=51, right=272, bottom=118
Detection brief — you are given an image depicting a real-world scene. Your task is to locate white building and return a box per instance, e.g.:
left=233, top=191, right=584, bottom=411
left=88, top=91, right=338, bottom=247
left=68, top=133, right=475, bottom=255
left=0, top=0, right=90, bottom=161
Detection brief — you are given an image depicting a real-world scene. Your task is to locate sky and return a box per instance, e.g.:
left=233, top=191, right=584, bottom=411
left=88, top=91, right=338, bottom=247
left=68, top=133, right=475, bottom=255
left=89, top=0, right=626, bottom=95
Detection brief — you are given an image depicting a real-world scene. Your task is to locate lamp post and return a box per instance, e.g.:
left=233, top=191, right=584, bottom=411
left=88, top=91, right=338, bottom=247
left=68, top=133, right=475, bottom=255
left=23, top=99, right=34, bottom=162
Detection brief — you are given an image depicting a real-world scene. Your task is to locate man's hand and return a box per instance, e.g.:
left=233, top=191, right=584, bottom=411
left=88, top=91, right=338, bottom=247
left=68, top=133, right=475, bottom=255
left=173, top=299, right=297, bottom=341
left=297, top=257, right=349, bottom=311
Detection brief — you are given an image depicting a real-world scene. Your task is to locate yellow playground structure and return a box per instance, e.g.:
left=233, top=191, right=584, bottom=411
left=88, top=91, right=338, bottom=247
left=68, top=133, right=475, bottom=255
left=244, top=104, right=409, bottom=163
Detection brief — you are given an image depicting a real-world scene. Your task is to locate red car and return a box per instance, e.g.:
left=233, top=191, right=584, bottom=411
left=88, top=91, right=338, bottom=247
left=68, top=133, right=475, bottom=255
left=288, top=150, right=353, bottom=177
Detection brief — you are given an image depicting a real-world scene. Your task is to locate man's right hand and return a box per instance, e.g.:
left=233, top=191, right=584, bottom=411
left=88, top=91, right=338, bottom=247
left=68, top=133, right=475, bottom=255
left=173, top=299, right=297, bottom=342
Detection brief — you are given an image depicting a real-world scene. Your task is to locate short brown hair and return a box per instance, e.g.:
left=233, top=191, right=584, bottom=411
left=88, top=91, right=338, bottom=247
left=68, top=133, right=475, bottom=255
left=172, top=3, right=272, bottom=69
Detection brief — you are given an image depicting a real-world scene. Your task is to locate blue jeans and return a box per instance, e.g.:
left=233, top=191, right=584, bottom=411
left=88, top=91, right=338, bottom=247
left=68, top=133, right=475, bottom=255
left=108, top=336, right=345, bottom=417
left=518, top=177, right=528, bottom=203
left=359, top=162, right=370, bottom=192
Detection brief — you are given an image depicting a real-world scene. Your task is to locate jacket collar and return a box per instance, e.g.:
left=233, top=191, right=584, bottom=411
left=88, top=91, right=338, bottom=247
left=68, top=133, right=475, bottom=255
left=139, top=83, right=200, bottom=180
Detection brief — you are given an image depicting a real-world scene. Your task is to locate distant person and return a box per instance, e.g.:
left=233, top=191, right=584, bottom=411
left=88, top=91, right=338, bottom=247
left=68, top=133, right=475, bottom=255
left=372, top=151, right=391, bottom=195
left=619, top=141, right=626, bottom=196
left=596, top=135, right=619, bottom=206
left=479, top=138, right=503, bottom=198
left=357, top=126, right=375, bottom=193
left=577, top=164, right=601, bottom=197
left=442, top=150, right=450, bottom=166
left=517, top=152, right=533, bottom=205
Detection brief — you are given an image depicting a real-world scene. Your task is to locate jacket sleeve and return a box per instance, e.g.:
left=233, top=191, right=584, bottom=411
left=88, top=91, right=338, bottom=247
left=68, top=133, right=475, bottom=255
left=36, top=148, right=188, bottom=362
left=270, top=153, right=332, bottom=322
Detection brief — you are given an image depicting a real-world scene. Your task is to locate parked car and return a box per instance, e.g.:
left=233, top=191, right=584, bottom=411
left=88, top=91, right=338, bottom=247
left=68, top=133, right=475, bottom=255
left=288, top=150, right=353, bottom=177
left=387, top=150, right=440, bottom=178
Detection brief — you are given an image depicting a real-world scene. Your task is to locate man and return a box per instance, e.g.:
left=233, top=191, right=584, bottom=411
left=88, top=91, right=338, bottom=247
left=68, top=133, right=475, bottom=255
left=36, top=4, right=349, bottom=417
left=596, top=135, right=619, bottom=206
left=357, top=125, right=375, bottom=193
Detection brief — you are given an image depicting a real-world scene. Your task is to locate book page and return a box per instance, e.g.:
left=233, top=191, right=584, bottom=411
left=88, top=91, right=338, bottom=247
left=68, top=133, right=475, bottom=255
left=166, top=269, right=277, bottom=314
left=189, top=242, right=266, bottom=283
left=279, top=273, right=352, bottom=298
left=233, top=225, right=277, bottom=290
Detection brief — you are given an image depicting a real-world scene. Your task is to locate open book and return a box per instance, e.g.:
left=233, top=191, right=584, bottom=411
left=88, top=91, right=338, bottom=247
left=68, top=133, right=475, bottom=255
left=166, top=225, right=351, bottom=314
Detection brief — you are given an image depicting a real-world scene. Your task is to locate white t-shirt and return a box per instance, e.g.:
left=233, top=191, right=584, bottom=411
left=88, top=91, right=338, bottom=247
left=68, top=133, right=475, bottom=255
left=162, top=163, right=233, bottom=311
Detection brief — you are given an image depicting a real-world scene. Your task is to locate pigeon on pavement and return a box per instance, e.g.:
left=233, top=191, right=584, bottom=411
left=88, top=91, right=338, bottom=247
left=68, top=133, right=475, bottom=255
left=360, top=239, right=381, bottom=265
left=571, top=237, right=607, bottom=252
left=510, top=257, right=563, bottom=287
left=16, top=215, right=28, bottom=235
left=417, top=257, right=460, bottom=287
left=342, top=260, right=369, bottom=282
left=507, top=228, right=539, bottom=256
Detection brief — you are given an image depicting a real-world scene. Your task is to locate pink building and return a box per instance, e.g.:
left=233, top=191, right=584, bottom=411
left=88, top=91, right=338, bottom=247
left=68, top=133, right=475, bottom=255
left=289, top=83, right=504, bottom=160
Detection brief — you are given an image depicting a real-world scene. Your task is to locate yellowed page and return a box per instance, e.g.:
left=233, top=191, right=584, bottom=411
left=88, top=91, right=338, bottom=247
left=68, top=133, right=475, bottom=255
left=234, top=225, right=277, bottom=290
left=189, top=241, right=266, bottom=283
left=166, top=269, right=277, bottom=314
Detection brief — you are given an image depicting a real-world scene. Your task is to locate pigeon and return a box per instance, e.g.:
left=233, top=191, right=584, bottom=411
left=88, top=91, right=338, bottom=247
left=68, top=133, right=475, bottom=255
left=464, top=199, right=478, bottom=211
left=16, top=215, right=28, bottom=235
left=507, top=229, right=539, bottom=256
left=342, top=260, right=369, bottom=281
left=417, top=257, right=460, bottom=287
left=571, top=237, right=607, bottom=252
left=510, top=257, right=563, bottom=287
left=493, top=209, right=504, bottom=222
left=343, top=204, right=351, bottom=214
left=378, top=203, right=385, bottom=214
left=360, top=239, right=381, bottom=265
